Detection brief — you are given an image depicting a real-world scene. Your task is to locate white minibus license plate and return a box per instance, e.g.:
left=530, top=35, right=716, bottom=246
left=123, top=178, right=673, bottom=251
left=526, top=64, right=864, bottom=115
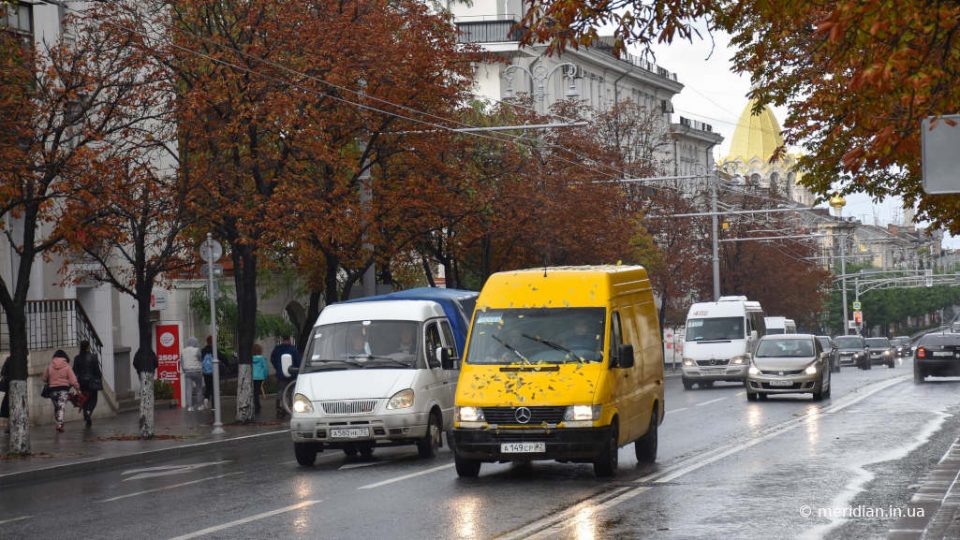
left=330, top=427, right=369, bottom=439
left=501, top=442, right=545, bottom=454
left=768, top=380, right=793, bottom=387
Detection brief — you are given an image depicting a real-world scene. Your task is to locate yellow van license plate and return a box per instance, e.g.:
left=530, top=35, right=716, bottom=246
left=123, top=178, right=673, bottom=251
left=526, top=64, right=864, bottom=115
left=501, top=442, right=545, bottom=453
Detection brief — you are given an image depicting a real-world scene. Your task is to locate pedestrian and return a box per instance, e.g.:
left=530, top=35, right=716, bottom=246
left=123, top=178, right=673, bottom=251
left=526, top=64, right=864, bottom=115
left=252, top=343, right=268, bottom=416
left=270, top=336, right=301, bottom=419
left=0, top=355, right=10, bottom=433
left=181, top=337, right=203, bottom=411
left=72, top=341, right=102, bottom=428
left=42, top=349, right=79, bottom=432
left=200, top=336, right=229, bottom=410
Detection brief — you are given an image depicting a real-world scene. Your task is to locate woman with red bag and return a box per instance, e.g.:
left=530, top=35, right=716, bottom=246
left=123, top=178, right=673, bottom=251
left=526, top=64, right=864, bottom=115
left=73, top=341, right=102, bottom=427
left=42, top=350, right=79, bottom=432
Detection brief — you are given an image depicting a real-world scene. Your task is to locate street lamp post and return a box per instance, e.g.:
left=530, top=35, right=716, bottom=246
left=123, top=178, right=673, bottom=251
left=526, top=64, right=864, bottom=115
left=503, top=62, right=579, bottom=113
left=830, top=194, right=850, bottom=335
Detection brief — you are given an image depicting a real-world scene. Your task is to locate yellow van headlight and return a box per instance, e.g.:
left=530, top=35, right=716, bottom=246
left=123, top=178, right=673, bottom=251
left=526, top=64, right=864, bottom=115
left=387, top=389, right=415, bottom=410
left=563, top=405, right=602, bottom=422
left=456, top=406, right=484, bottom=422
left=292, top=393, right=314, bottom=414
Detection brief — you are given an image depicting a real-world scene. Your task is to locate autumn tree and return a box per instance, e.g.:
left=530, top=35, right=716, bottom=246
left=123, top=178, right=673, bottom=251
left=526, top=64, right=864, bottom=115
left=0, top=7, right=157, bottom=453
left=54, top=36, right=195, bottom=441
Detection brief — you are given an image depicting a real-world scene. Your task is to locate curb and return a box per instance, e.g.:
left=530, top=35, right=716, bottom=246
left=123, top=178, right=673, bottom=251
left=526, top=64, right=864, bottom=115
left=888, top=437, right=960, bottom=539
left=0, top=428, right=289, bottom=488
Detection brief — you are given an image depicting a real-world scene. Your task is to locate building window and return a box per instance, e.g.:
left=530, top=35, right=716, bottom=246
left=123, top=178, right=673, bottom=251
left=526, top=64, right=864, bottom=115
left=2, top=2, right=32, bottom=36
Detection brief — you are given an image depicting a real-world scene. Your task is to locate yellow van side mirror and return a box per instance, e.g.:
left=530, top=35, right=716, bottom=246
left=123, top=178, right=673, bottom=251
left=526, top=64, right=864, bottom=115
left=615, top=344, right=635, bottom=368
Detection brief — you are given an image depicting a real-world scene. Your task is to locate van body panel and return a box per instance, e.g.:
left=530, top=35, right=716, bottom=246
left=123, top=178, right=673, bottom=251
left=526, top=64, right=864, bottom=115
left=453, top=266, right=664, bottom=465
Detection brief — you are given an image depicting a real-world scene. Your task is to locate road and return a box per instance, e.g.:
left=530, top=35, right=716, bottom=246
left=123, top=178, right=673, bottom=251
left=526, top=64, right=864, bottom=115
left=2, top=356, right=957, bottom=539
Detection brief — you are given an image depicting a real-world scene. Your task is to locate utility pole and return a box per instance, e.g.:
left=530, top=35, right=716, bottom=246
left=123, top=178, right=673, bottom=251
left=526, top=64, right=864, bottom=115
left=711, top=170, right=720, bottom=301
left=830, top=194, right=850, bottom=335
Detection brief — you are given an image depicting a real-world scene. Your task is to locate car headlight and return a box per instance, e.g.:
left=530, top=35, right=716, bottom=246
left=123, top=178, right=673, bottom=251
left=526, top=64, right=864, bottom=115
left=730, top=355, right=749, bottom=365
left=386, top=389, right=415, bottom=410
left=292, top=393, right=314, bottom=414
left=748, top=365, right=761, bottom=376
left=682, top=357, right=695, bottom=366
left=804, top=364, right=818, bottom=375
left=563, top=404, right=602, bottom=422
left=883, top=350, right=893, bottom=357
left=456, top=406, right=484, bottom=422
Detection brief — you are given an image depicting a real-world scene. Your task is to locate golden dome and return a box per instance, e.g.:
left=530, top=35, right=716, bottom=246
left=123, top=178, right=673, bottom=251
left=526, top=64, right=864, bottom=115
left=724, top=99, right=784, bottom=164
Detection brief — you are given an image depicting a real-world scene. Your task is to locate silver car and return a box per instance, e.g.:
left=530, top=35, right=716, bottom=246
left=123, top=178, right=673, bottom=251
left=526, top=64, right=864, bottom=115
left=745, top=334, right=832, bottom=401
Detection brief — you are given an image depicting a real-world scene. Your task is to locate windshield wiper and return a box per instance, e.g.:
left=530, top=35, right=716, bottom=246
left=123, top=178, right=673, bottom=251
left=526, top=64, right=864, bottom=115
left=521, top=333, right=585, bottom=363
left=491, top=334, right=529, bottom=364
left=365, top=357, right=413, bottom=368
left=312, top=358, right=365, bottom=368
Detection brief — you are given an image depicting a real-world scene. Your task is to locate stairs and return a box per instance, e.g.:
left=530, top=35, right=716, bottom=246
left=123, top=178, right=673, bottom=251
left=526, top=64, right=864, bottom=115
left=116, top=391, right=139, bottom=413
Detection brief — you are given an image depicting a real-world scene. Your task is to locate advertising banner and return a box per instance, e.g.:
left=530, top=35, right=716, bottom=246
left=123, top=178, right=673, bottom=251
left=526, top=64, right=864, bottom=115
left=155, top=322, right=182, bottom=407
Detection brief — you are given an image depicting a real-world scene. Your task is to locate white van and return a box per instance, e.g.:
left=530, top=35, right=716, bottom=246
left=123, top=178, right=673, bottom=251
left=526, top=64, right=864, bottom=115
left=765, top=316, right=791, bottom=335
left=682, top=296, right=764, bottom=390
left=289, top=294, right=475, bottom=466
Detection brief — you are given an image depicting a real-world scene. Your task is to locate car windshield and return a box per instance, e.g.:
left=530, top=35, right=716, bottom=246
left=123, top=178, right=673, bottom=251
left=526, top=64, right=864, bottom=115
left=685, top=317, right=745, bottom=342
left=302, top=320, right=421, bottom=371
left=756, top=338, right=815, bottom=358
left=865, top=338, right=891, bottom=348
left=466, top=307, right=605, bottom=365
left=834, top=336, right=863, bottom=348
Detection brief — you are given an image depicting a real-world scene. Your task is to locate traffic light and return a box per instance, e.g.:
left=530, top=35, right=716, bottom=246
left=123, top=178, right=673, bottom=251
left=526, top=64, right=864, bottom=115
left=853, top=310, right=863, bottom=324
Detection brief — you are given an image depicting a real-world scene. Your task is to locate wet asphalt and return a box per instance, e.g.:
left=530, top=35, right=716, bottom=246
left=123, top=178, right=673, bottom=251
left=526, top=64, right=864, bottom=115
left=1, top=356, right=957, bottom=539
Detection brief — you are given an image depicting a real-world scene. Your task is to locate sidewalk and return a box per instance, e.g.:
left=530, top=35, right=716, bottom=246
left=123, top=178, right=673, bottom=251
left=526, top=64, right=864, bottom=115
left=0, top=394, right=289, bottom=488
left=889, top=437, right=960, bottom=539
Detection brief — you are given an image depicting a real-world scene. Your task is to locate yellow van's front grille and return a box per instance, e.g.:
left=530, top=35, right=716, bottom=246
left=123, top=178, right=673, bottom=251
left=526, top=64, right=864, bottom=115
left=484, top=406, right=565, bottom=425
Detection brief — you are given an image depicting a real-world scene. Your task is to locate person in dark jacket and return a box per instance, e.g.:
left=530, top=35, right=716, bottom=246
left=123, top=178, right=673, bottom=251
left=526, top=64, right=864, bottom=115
left=73, top=340, right=102, bottom=427
left=270, top=336, right=301, bottom=419
left=200, top=336, right=231, bottom=410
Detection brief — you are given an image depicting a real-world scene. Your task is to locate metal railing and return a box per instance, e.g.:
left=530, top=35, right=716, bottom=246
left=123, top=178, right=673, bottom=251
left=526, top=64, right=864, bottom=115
left=0, top=299, right=103, bottom=359
left=456, top=19, right=524, bottom=44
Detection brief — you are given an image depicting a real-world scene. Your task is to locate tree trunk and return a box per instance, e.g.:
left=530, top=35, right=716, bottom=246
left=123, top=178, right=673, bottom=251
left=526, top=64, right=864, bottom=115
left=233, top=245, right=257, bottom=423
left=324, top=253, right=341, bottom=305
left=6, top=306, right=29, bottom=454
left=297, top=291, right=322, bottom=355
left=134, top=290, right=157, bottom=439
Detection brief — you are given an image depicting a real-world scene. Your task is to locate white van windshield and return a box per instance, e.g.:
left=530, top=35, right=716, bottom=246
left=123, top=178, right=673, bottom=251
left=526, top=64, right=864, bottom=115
left=303, top=320, right=421, bottom=371
left=466, top=308, right=605, bottom=365
left=685, top=317, right=745, bottom=342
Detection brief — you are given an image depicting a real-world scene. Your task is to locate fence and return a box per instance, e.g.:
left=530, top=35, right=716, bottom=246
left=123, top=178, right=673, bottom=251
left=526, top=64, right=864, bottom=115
left=0, top=299, right=103, bottom=359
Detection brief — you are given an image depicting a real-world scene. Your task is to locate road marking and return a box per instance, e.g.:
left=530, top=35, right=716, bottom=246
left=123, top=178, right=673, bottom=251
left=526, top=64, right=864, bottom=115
left=0, top=516, right=31, bottom=525
left=499, top=374, right=910, bottom=540
left=666, top=407, right=689, bottom=415
left=100, top=472, right=243, bottom=503
left=167, top=500, right=321, bottom=540
left=122, top=461, right=232, bottom=481
left=357, top=464, right=454, bottom=490
left=735, top=391, right=745, bottom=396
left=696, top=397, right=727, bottom=407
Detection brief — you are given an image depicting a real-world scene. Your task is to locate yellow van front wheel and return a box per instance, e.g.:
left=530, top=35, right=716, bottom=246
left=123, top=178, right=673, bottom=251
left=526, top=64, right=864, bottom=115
left=635, top=409, right=658, bottom=463
left=455, top=455, right=482, bottom=478
left=593, top=420, right=619, bottom=478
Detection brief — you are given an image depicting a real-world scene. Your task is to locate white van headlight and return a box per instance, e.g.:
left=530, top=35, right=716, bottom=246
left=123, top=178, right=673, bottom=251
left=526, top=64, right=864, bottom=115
left=730, top=355, right=749, bottom=365
left=456, top=406, right=484, bottom=422
left=804, top=363, right=818, bottom=375
left=682, top=357, right=695, bottom=366
left=292, top=393, right=314, bottom=414
left=564, top=405, right=602, bottom=422
left=387, top=389, right=415, bottom=410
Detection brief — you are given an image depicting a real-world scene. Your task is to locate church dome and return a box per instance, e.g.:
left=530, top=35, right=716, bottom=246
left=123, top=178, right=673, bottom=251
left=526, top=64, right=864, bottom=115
left=725, top=99, right=784, bottom=164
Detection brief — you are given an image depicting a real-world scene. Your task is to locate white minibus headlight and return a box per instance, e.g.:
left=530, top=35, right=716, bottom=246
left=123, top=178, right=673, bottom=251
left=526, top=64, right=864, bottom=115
left=563, top=404, right=602, bottom=422
left=456, top=406, right=484, bottom=422
left=292, top=393, right=314, bottom=414
left=730, top=355, right=749, bottom=365
left=682, top=357, right=695, bottom=366
left=387, top=389, right=415, bottom=410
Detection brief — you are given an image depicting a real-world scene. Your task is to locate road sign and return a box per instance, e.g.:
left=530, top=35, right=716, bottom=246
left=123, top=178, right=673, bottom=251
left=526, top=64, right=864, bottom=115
left=199, top=239, right=223, bottom=262
left=922, top=115, right=960, bottom=194
left=853, top=310, right=863, bottom=324
left=852, top=301, right=861, bottom=310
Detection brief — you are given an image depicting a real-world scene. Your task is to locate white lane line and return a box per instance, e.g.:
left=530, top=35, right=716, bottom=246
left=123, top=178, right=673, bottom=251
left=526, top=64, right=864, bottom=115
left=0, top=516, right=31, bottom=526
left=666, top=407, right=689, bottom=415
left=696, top=397, right=727, bottom=407
left=167, top=500, right=321, bottom=540
left=500, top=375, right=909, bottom=540
left=735, top=391, right=745, bottom=396
left=100, top=472, right=243, bottom=503
left=357, top=464, right=454, bottom=490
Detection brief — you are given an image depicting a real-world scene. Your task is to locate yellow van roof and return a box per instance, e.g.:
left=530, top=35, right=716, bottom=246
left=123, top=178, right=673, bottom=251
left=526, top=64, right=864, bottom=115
left=477, top=265, right=650, bottom=309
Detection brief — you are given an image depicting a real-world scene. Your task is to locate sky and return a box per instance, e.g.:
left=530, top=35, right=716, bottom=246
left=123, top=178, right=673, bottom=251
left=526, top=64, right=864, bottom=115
left=646, top=29, right=959, bottom=248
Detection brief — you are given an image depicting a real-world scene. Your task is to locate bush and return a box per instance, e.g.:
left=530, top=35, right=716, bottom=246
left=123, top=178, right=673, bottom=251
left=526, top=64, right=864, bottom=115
left=154, top=380, right=174, bottom=400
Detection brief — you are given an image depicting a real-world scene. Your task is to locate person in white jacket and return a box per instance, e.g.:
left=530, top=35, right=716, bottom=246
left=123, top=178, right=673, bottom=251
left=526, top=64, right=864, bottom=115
left=181, top=337, right=203, bottom=410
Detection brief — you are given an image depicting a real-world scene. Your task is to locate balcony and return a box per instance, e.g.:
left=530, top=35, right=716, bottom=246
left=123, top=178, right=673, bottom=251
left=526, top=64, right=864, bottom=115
left=456, top=16, right=524, bottom=44
left=679, top=116, right=714, bottom=133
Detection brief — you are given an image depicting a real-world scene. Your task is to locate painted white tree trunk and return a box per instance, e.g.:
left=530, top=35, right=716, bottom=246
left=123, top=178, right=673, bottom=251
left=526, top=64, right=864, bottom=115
left=8, top=380, right=29, bottom=454
left=139, top=371, right=155, bottom=439
left=236, top=363, right=254, bottom=423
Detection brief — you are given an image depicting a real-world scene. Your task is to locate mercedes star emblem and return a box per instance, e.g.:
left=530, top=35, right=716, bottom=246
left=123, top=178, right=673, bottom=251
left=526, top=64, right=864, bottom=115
left=515, top=407, right=532, bottom=424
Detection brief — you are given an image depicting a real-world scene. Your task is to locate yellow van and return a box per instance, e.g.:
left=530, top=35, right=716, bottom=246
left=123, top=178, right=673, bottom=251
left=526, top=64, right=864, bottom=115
left=452, top=265, right=664, bottom=478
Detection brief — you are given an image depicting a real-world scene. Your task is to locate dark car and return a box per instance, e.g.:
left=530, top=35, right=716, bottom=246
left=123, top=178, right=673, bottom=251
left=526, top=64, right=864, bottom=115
left=816, top=335, right=840, bottom=372
left=833, top=335, right=868, bottom=369
left=914, top=333, right=960, bottom=383
left=864, top=337, right=896, bottom=368
left=891, top=336, right=912, bottom=357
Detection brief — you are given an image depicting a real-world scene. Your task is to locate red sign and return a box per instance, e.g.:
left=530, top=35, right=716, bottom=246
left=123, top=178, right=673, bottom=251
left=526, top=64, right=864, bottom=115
left=155, top=322, right=182, bottom=407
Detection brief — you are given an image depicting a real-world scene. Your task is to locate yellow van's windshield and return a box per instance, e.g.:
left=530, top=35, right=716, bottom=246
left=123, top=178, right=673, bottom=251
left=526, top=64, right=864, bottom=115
left=466, top=308, right=605, bottom=364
